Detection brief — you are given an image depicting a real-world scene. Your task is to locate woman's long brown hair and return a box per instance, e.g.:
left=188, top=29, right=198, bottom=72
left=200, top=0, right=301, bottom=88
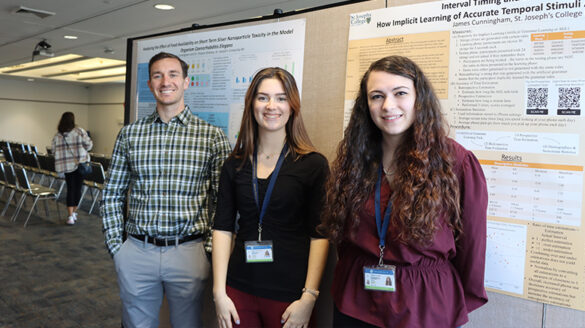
left=57, top=112, right=75, bottom=133
left=320, top=56, right=461, bottom=246
left=230, top=67, right=316, bottom=163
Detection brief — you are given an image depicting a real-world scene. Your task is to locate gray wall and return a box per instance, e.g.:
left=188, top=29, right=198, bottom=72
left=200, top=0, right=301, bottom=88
left=87, top=83, right=125, bottom=155
left=0, top=76, right=90, bottom=152
left=468, top=292, right=585, bottom=328
left=0, top=76, right=124, bottom=155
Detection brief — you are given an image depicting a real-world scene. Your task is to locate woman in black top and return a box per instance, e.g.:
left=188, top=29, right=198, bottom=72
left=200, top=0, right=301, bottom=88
left=212, top=67, right=329, bottom=328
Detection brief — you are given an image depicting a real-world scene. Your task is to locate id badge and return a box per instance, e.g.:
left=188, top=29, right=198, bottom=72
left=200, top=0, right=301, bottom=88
left=364, top=265, right=396, bottom=292
left=244, top=240, right=274, bottom=263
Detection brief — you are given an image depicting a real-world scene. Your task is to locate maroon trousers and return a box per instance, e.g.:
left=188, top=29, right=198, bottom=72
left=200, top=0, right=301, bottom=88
left=227, top=285, right=317, bottom=328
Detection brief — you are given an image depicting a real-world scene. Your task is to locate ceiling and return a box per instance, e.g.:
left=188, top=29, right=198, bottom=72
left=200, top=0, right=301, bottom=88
left=0, top=0, right=346, bottom=84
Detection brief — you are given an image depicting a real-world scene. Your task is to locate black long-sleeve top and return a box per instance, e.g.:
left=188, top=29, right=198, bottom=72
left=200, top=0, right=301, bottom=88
left=214, top=152, right=329, bottom=302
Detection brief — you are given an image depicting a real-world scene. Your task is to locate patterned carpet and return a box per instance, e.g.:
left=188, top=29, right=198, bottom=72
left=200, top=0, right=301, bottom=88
left=0, top=186, right=331, bottom=327
left=0, top=197, right=121, bottom=328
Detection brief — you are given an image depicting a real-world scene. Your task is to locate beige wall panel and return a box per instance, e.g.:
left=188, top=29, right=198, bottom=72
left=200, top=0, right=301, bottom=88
left=467, top=292, right=544, bottom=328
left=296, top=0, right=385, bottom=160
left=544, top=304, right=585, bottom=328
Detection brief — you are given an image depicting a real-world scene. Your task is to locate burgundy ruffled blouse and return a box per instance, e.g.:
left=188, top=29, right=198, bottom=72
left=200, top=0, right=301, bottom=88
left=332, top=140, right=488, bottom=328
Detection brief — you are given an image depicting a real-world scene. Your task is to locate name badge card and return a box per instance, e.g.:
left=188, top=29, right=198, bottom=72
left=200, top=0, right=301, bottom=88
left=245, top=240, right=274, bottom=263
left=364, top=265, right=396, bottom=292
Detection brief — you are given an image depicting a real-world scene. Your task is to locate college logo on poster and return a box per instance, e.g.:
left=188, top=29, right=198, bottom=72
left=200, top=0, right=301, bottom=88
left=350, top=13, right=371, bottom=26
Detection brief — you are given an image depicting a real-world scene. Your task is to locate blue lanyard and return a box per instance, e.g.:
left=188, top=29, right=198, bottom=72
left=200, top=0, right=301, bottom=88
left=375, top=165, right=392, bottom=263
left=252, top=144, right=288, bottom=241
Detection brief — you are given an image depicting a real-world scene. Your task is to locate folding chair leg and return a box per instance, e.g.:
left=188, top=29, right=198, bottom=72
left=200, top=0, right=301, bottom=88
left=56, top=180, right=65, bottom=201
left=85, top=187, right=96, bottom=213
left=78, top=185, right=88, bottom=209
left=10, top=193, right=27, bottom=222
left=23, top=196, right=40, bottom=227
left=43, top=199, right=50, bottom=217
left=89, top=190, right=101, bottom=215
left=89, top=187, right=95, bottom=206
left=1, top=189, right=16, bottom=217
left=54, top=199, right=61, bottom=222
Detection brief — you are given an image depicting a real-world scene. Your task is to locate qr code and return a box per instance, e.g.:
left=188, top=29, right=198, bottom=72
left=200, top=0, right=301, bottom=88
left=558, top=87, right=581, bottom=108
left=527, top=88, right=548, bottom=108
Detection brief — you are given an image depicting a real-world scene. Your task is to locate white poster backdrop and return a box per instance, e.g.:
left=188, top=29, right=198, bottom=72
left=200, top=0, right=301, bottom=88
left=135, top=19, right=306, bottom=145
left=346, top=0, right=585, bottom=310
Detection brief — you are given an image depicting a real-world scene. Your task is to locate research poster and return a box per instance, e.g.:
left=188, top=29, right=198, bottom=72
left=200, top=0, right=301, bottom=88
left=347, top=0, right=585, bottom=310
left=135, top=19, right=306, bottom=145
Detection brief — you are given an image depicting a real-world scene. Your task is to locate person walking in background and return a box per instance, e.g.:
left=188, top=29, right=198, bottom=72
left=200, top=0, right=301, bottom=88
left=212, top=67, right=330, bottom=328
left=101, top=52, right=231, bottom=328
left=52, top=111, right=93, bottom=225
left=321, top=56, right=488, bottom=328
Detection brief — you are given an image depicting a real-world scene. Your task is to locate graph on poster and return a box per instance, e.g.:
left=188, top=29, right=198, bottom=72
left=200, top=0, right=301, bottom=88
left=485, top=221, right=527, bottom=295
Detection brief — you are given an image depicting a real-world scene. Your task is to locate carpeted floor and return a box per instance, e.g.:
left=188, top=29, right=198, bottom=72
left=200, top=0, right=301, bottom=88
left=0, top=195, right=121, bottom=328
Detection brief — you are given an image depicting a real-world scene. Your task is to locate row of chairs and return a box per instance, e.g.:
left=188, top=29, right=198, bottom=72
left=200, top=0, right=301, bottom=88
left=0, top=161, right=60, bottom=227
left=1, top=140, right=111, bottom=222
left=2, top=140, right=110, bottom=174
left=1, top=141, right=38, bottom=163
left=1, top=159, right=107, bottom=224
left=9, top=149, right=66, bottom=195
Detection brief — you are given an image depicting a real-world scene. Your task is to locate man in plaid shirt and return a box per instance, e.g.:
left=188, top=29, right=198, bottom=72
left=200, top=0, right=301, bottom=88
left=101, top=52, right=231, bottom=328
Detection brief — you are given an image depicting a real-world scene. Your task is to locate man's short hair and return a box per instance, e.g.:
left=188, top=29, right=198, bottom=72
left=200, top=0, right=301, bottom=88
left=148, top=52, right=189, bottom=78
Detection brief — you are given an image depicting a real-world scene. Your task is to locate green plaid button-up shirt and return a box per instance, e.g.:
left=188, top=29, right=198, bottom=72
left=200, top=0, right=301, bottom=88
left=101, top=107, right=231, bottom=256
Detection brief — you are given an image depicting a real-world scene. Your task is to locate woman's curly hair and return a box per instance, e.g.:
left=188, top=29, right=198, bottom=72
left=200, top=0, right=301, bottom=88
left=320, top=56, right=461, bottom=246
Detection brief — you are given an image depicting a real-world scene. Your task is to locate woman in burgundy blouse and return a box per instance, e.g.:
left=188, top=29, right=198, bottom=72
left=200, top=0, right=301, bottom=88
left=321, top=56, right=488, bottom=328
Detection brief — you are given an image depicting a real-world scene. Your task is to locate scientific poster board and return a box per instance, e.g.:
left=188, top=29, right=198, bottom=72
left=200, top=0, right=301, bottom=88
left=132, top=19, right=306, bottom=145
left=125, top=0, right=384, bottom=161
left=346, top=0, right=585, bottom=310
